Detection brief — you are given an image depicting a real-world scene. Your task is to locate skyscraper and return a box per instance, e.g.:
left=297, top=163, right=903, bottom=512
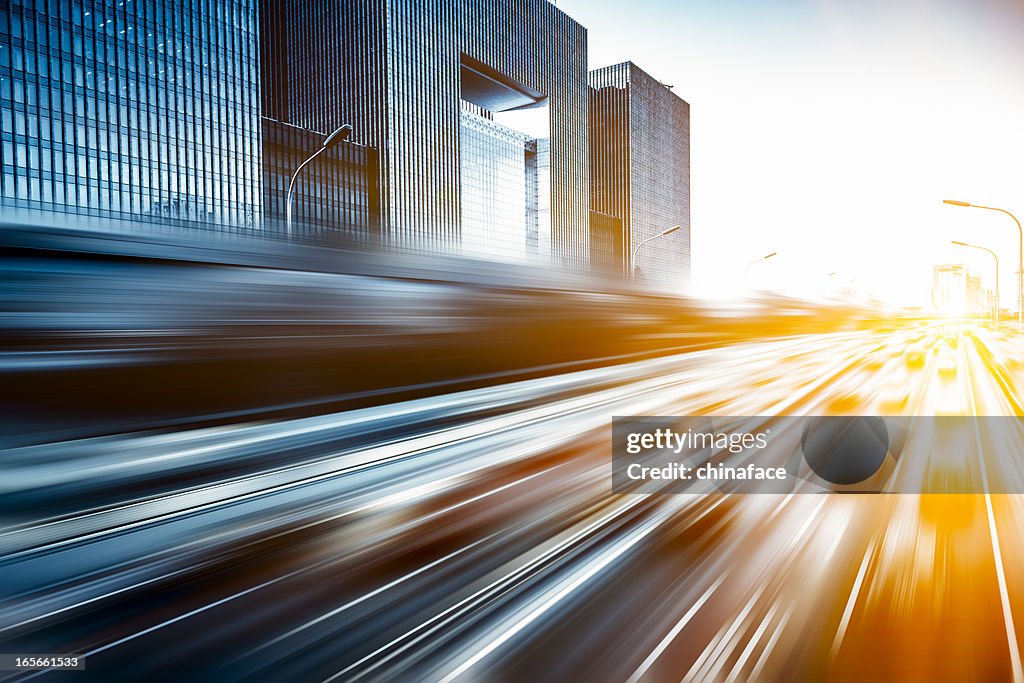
left=589, top=210, right=623, bottom=275
left=589, top=61, right=690, bottom=288
left=933, top=263, right=984, bottom=316
left=259, top=0, right=589, bottom=267
left=458, top=104, right=544, bottom=262
left=0, top=0, right=262, bottom=229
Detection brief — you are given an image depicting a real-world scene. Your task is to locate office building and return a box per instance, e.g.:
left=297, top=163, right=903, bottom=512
left=0, top=0, right=262, bottom=229
left=458, top=104, right=542, bottom=261
left=259, top=0, right=589, bottom=266
left=589, top=210, right=623, bottom=275
left=589, top=61, right=690, bottom=287
left=933, top=264, right=984, bottom=315
left=4, top=0, right=691, bottom=284
left=457, top=101, right=554, bottom=264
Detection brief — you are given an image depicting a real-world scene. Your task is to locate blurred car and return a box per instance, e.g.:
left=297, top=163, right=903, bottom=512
left=826, top=390, right=864, bottom=414
left=905, top=348, right=927, bottom=369
left=938, top=350, right=958, bottom=378
left=877, top=383, right=911, bottom=413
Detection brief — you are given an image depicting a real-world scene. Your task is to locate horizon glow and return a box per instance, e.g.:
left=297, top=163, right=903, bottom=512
left=559, top=0, right=1024, bottom=306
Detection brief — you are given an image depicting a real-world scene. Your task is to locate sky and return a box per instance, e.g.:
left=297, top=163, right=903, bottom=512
left=557, top=0, right=1024, bottom=306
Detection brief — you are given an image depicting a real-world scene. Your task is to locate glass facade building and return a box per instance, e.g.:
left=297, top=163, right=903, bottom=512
left=459, top=103, right=544, bottom=263
left=0, top=0, right=262, bottom=230
left=590, top=62, right=691, bottom=288
left=589, top=210, right=623, bottom=276
left=933, top=264, right=984, bottom=316
left=259, top=0, right=589, bottom=268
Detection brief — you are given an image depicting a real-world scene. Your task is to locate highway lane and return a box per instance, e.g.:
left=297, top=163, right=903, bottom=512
left=3, top=322, right=1024, bottom=681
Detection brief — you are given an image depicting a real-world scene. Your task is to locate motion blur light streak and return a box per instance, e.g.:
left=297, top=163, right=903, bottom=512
left=4, top=230, right=1024, bottom=681
left=2, top=0, right=1022, bottom=677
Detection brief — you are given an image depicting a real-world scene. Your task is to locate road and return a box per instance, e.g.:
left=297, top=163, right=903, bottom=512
left=2, top=321, right=1024, bottom=681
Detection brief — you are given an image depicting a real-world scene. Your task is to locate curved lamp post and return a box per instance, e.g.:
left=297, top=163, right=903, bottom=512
left=743, top=251, right=777, bottom=278
left=630, top=225, right=681, bottom=278
left=286, top=124, right=353, bottom=237
left=943, top=199, right=1021, bottom=329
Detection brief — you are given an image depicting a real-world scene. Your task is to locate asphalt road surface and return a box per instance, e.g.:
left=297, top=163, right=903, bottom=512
left=3, top=321, right=1024, bottom=681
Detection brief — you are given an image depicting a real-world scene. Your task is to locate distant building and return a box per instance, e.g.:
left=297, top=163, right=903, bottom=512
left=259, top=0, right=590, bottom=266
left=967, top=270, right=983, bottom=313
left=589, top=62, right=690, bottom=288
left=1, top=0, right=262, bottom=228
left=458, top=104, right=546, bottom=262
left=933, top=264, right=984, bottom=315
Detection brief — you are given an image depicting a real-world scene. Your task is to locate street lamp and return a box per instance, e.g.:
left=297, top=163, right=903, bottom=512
left=743, top=251, right=777, bottom=277
left=286, top=124, right=354, bottom=237
left=943, top=199, right=1022, bottom=329
left=952, top=240, right=999, bottom=329
left=630, top=225, right=681, bottom=278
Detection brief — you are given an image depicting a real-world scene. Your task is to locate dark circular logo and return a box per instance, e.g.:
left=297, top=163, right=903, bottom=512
left=801, top=417, right=889, bottom=486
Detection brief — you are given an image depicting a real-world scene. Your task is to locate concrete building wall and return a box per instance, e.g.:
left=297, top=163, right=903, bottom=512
left=589, top=61, right=690, bottom=288
left=260, top=0, right=589, bottom=266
